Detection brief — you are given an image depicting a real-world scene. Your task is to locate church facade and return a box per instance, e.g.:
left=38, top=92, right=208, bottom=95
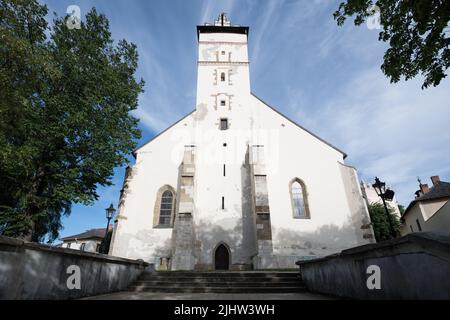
left=109, top=14, right=375, bottom=270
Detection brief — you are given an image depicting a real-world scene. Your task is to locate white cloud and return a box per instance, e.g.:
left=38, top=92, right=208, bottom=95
left=302, top=67, right=450, bottom=205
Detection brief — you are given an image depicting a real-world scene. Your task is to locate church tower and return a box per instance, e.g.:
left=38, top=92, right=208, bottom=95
left=170, top=14, right=264, bottom=270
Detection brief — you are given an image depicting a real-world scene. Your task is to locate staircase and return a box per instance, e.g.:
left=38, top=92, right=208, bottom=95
left=128, top=271, right=306, bottom=293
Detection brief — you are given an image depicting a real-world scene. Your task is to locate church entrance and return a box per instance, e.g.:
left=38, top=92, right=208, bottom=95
left=214, top=244, right=230, bottom=270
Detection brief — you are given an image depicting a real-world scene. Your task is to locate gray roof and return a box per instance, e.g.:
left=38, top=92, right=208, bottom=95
left=402, top=181, right=450, bottom=218
left=60, top=228, right=107, bottom=241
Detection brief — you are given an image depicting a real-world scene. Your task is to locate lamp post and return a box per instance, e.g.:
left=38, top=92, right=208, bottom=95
left=102, top=203, right=116, bottom=253
left=372, top=177, right=397, bottom=238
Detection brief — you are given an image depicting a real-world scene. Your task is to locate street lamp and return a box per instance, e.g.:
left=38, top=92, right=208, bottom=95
left=372, top=177, right=397, bottom=238
left=102, top=203, right=116, bottom=253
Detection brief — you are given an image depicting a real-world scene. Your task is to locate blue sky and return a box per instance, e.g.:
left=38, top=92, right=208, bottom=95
left=40, top=0, right=450, bottom=242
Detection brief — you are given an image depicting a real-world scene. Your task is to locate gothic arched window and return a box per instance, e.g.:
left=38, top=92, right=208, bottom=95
left=153, top=185, right=176, bottom=228
left=159, top=190, right=173, bottom=225
left=290, top=179, right=310, bottom=219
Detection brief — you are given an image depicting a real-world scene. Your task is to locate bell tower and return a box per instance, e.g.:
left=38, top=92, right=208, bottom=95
left=196, top=13, right=250, bottom=112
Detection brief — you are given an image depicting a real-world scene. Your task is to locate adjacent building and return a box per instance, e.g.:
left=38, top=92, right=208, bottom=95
left=109, top=14, right=375, bottom=270
left=60, top=227, right=109, bottom=252
left=400, top=176, right=450, bottom=235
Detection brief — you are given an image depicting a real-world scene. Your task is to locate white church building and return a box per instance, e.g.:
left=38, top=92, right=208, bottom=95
left=109, top=14, right=375, bottom=270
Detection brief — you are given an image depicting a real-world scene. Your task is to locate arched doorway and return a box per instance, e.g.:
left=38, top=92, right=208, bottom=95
left=214, top=244, right=230, bottom=270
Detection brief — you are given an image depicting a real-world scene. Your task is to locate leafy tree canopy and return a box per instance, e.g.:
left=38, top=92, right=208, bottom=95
left=0, top=0, right=143, bottom=242
left=334, top=0, right=450, bottom=88
left=367, top=202, right=401, bottom=242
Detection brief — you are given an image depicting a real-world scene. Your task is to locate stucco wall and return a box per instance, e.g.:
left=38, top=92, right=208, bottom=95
left=297, top=232, right=450, bottom=299
left=403, top=199, right=450, bottom=234
left=0, top=236, right=148, bottom=299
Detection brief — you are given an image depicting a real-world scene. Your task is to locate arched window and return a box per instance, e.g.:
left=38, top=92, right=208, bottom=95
left=290, top=179, right=310, bottom=219
left=153, top=185, right=176, bottom=228
left=159, top=190, right=173, bottom=225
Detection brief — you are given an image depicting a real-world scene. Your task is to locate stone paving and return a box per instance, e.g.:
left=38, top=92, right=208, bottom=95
left=83, top=291, right=335, bottom=300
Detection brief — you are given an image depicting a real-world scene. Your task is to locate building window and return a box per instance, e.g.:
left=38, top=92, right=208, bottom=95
left=290, top=178, right=310, bottom=219
left=221, top=51, right=225, bottom=55
left=80, top=243, right=86, bottom=251
left=410, top=225, right=414, bottom=232
left=96, top=243, right=101, bottom=252
left=220, top=118, right=228, bottom=130
left=222, top=196, right=225, bottom=210
left=159, top=190, right=173, bottom=225
left=153, top=185, right=176, bottom=228
left=67, top=242, right=71, bottom=248
left=416, top=219, right=422, bottom=231
left=220, top=100, right=226, bottom=106
left=221, top=72, right=225, bottom=82
left=223, top=164, right=226, bottom=176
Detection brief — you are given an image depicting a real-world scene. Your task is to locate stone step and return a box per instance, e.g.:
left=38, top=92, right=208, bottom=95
left=135, top=276, right=301, bottom=283
left=129, top=271, right=305, bottom=294
left=132, top=281, right=302, bottom=287
left=128, top=286, right=307, bottom=294
left=140, top=272, right=300, bottom=279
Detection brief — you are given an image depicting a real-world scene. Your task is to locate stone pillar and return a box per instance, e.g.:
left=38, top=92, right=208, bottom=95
left=171, top=145, right=196, bottom=270
left=249, top=145, right=276, bottom=269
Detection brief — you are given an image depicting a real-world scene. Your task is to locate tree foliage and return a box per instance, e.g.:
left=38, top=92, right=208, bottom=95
left=334, top=0, right=450, bottom=88
left=99, top=229, right=112, bottom=254
left=367, top=202, right=401, bottom=242
left=0, top=0, right=143, bottom=242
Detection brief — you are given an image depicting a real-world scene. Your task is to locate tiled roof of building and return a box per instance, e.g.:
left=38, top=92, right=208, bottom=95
left=402, top=181, right=450, bottom=218
left=60, top=227, right=110, bottom=241
left=414, top=181, right=450, bottom=202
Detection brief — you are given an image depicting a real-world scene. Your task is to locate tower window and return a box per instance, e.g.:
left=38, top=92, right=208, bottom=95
left=220, top=100, right=226, bottom=106
left=221, top=51, right=225, bottom=55
left=220, top=118, right=228, bottom=130
left=221, top=72, right=226, bottom=82
left=222, top=196, right=225, bottom=210
left=223, top=164, right=226, bottom=176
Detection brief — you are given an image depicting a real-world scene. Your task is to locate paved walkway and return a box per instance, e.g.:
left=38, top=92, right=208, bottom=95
left=83, top=291, right=334, bottom=300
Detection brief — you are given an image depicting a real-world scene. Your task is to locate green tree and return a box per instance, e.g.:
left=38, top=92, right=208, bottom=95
left=99, top=229, right=112, bottom=254
left=367, top=202, right=401, bottom=242
left=334, top=0, right=450, bottom=88
left=0, top=0, right=143, bottom=242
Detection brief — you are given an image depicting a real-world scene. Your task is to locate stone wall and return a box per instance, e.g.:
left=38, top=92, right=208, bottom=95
left=297, top=232, right=450, bottom=299
left=0, top=235, right=149, bottom=300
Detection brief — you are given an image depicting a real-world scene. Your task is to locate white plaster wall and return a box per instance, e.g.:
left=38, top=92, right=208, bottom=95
left=110, top=113, right=195, bottom=267
left=249, top=96, right=372, bottom=264
left=402, top=199, right=450, bottom=235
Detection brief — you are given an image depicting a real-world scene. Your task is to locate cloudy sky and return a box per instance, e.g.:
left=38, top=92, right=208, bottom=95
left=41, top=0, right=450, bottom=241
